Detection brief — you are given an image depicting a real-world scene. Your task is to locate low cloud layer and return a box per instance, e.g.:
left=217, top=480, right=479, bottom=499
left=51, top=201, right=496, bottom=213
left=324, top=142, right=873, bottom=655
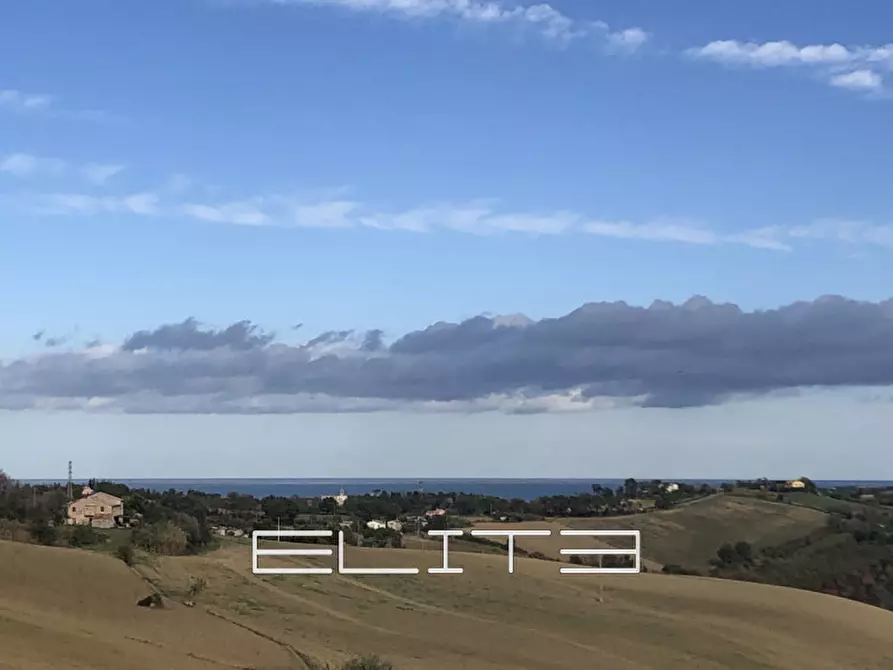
left=3, top=295, right=893, bottom=414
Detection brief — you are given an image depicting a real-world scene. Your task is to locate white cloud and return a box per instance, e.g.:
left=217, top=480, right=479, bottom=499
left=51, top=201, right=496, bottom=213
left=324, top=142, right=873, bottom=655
left=688, top=39, right=893, bottom=95
left=255, top=0, right=648, bottom=51
left=181, top=199, right=268, bottom=225
left=0, top=153, right=124, bottom=184
left=0, top=153, right=66, bottom=177
left=6, top=164, right=893, bottom=254
left=830, top=69, right=883, bottom=91
left=606, top=27, right=649, bottom=53
left=287, top=199, right=359, bottom=228
left=0, top=87, right=117, bottom=121
left=82, top=163, right=125, bottom=185
left=0, top=89, right=53, bottom=113
left=21, top=192, right=160, bottom=217
left=786, top=219, right=893, bottom=249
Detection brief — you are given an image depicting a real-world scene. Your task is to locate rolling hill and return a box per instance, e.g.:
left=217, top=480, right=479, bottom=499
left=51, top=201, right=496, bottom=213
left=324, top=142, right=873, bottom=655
left=472, top=494, right=829, bottom=570
left=3, top=537, right=893, bottom=670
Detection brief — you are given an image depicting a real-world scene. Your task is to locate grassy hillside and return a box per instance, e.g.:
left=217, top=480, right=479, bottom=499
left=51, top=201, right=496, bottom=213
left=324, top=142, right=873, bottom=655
left=706, top=503, right=893, bottom=611
left=4, top=538, right=893, bottom=670
left=0, top=540, right=294, bottom=670
left=474, top=494, right=828, bottom=570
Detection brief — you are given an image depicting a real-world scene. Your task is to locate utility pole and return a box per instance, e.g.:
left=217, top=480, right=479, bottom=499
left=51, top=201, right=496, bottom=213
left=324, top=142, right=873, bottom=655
left=67, top=461, right=73, bottom=502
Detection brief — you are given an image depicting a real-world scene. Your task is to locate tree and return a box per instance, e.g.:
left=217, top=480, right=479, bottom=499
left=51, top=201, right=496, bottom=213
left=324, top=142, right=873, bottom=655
left=425, top=514, right=447, bottom=531
left=623, top=478, right=638, bottom=499
left=799, top=477, right=818, bottom=494
left=318, top=497, right=336, bottom=515
left=716, top=542, right=738, bottom=565
left=734, top=541, right=754, bottom=564
left=134, top=520, right=189, bottom=555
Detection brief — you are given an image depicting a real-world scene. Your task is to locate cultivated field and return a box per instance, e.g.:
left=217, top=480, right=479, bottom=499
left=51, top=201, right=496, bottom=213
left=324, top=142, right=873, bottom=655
left=3, top=536, right=893, bottom=670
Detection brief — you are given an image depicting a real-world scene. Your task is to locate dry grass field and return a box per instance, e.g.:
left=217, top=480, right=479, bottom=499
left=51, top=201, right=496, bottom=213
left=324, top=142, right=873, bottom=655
left=3, top=535, right=893, bottom=670
left=470, top=495, right=829, bottom=570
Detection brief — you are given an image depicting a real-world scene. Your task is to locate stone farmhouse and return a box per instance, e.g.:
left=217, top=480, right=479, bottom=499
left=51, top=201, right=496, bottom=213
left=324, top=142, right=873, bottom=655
left=66, top=487, right=124, bottom=529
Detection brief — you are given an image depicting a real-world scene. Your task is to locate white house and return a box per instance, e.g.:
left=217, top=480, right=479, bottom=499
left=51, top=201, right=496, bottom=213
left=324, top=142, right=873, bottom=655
left=664, top=483, right=680, bottom=493
left=321, top=487, right=348, bottom=507
left=386, top=520, right=403, bottom=532
left=366, top=520, right=387, bottom=530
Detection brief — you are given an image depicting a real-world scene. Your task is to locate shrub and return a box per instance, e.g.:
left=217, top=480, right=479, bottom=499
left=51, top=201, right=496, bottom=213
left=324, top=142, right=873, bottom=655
left=116, top=542, right=135, bottom=566
left=28, top=520, right=57, bottom=546
left=68, top=524, right=103, bottom=547
left=342, top=656, right=394, bottom=670
left=305, top=654, right=395, bottom=670
left=187, top=576, right=207, bottom=598
left=662, top=564, right=701, bottom=576
left=133, top=520, right=189, bottom=555
left=0, top=519, right=31, bottom=543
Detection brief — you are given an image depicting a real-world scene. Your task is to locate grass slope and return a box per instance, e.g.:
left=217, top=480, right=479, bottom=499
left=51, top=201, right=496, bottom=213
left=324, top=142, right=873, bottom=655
left=563, top=494, right=828, bottom=569
left=4, top=538, right=893, bottom=669
left=470, top=495, right=828, bottom=570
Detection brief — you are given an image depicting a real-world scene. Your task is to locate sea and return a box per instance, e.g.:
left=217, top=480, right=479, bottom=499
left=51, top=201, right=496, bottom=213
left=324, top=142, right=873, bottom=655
left=22, top=478, right=893, bottom=501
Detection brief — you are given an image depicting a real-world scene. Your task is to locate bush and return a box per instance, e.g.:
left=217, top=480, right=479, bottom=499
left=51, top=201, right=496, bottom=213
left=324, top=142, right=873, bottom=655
left=662, top=564, right=701, bottom=576
left=28, top=520, right=57, bottom=546
left=133, top=520, right=189, bottom=555
left=0, top=519, right=31, bottom=543
left=187, top=576, right=207, bottom=598
left=342, top=656, right=394, bottom=670
left=116, top=542, right=135, bottom=566
left=306, top=655, right=394, bottom=670
left=68, top=524, right=103, bottom=547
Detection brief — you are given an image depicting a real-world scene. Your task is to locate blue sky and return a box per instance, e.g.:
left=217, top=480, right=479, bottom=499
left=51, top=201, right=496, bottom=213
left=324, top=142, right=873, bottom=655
left=1, top=0, right=892, bottom=478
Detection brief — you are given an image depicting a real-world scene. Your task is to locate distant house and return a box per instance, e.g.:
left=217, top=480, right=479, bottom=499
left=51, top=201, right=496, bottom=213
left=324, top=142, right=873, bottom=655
left=664, top=483, right=680, bottom=493
left=366, top=520, right=387, bottom=530
left=786, top=480, right=806, bottom=490
left=67, top=488, right=123, bottom=529
left=425, top=509, right=447, bottom=518
left=321, top=487, right=348, bottom=507
left=386, top=520, right=403, bottom=532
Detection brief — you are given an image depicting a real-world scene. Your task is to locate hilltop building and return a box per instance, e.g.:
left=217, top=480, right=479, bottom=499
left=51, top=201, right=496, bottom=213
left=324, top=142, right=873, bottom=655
left=67, top=487, right=123, bottom=529
left=321, top=487, right=348, bottom=507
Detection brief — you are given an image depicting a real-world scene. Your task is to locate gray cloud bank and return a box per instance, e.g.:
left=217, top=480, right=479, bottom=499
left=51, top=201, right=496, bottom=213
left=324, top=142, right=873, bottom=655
left=3, top=295, right=893, bottom=414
